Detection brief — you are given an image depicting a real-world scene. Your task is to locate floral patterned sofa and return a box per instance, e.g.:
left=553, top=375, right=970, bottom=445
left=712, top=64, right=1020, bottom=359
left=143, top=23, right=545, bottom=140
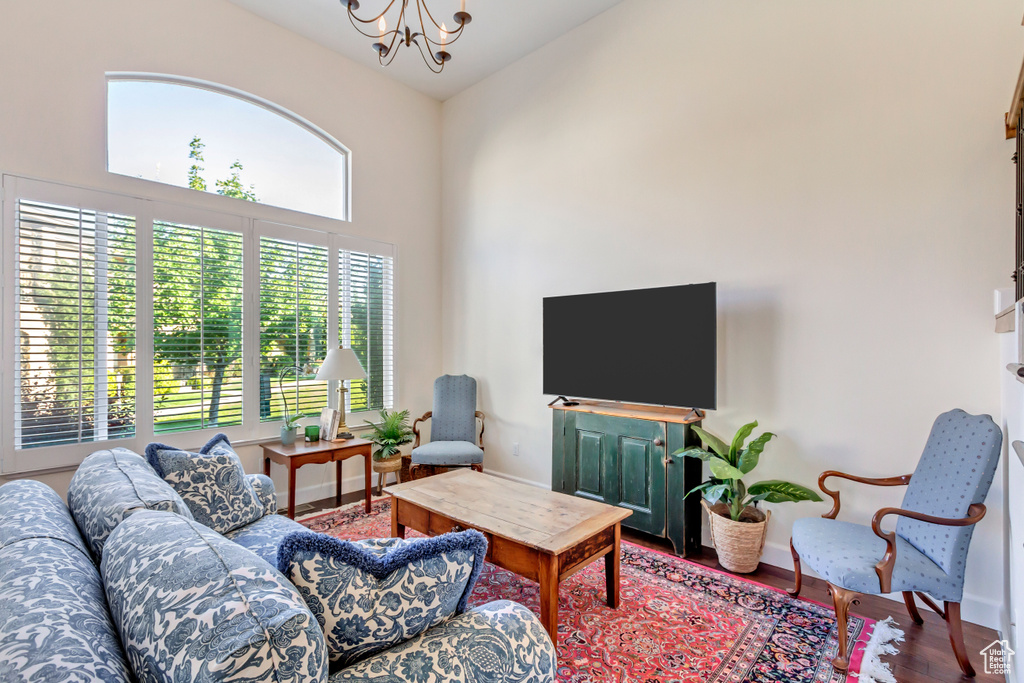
left=0, top=447, right=556, bottom=682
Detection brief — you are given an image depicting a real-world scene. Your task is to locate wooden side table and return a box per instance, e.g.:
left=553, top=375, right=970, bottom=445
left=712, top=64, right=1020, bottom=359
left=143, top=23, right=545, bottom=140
left=261, top=438, right=373, bottom=519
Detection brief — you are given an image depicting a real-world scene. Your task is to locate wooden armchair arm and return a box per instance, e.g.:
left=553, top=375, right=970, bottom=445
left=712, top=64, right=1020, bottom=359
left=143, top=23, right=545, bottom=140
left=871, top=503, right=986, bottom=593
left=412, top=412, right=432, bottom=449
left=819, top=470, right=913, bottom=520
left=475, top=411, right=486, bottom=450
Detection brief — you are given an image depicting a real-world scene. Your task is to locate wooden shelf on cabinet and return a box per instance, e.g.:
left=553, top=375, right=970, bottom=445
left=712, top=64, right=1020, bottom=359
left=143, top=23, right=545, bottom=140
left=549, top=399, right=704, bottom=425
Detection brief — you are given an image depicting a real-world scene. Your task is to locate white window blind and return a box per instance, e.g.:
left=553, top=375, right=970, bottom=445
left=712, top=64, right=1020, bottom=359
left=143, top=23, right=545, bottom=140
left=340, top=250, right=394, bottom=413
left=259, top=236, right=329, bottom=421
left=153, top=220, right=244, bottom=433
left=15, top=199, right=137, bottom=448
left=3, top=177, right=398, bottom=474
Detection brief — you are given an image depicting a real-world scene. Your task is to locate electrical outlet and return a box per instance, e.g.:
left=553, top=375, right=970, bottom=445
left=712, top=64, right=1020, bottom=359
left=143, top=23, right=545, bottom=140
left=512, top=442, right=520, bottom=456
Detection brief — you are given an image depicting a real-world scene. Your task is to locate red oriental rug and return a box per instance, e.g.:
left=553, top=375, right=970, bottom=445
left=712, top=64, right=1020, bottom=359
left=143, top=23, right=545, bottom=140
left=300, top=498, right=878, bottom=683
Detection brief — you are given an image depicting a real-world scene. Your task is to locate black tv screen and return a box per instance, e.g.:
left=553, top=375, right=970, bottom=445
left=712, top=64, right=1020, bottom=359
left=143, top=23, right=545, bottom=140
left=543, top=283, right=716, bottom=409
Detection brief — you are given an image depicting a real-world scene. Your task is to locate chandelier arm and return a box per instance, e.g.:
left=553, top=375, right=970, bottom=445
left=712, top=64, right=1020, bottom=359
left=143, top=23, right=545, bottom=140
left=417, top=1, right=443, bottom=33
left=346, top=0, right=400, bottom=26
left=379, top=49, right=403, bottom=67
left=420, top=25, right=466, bottom=48
left=415, top=1, right=466, bottom=48
left=348, top=12, right=395, bottom=40
left=378, top=41, right=400, bottom=65
left=411, top=37, right=445, bottom=73
left=380, top=31, right=405, bottom=66
left=396, top=0, right=406, bottom=30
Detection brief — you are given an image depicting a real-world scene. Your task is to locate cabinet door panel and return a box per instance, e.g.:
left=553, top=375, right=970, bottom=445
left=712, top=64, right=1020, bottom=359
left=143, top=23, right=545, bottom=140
left=615, top=429, right=665, bottom=536
left=619, top=437, right=651, bottom=508
left=575, top=430, right=607, bottom=501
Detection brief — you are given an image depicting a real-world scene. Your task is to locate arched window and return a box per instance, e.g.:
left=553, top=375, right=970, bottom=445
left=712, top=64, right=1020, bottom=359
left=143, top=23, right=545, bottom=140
left=106, top=74, right=350, bottom=221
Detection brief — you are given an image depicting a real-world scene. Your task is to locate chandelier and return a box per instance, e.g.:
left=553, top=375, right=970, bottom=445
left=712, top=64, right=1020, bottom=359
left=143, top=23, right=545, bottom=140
left=342, top=0, right=472, bottom=74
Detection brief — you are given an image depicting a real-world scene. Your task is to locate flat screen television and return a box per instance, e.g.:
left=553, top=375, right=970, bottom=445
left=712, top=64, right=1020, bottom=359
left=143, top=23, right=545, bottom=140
left=543, top=282, right=716, bottom=410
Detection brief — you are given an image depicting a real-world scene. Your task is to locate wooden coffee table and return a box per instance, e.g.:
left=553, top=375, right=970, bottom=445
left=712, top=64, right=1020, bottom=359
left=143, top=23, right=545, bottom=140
left=385, top=469, right=632, bottom=646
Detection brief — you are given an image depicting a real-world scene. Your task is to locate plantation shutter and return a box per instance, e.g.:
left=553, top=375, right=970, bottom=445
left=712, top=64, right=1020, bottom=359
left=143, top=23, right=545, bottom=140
left=15, top=199, right=137, bottom=448
left=259, top=236, right=329, bottom=421
left=340, top=250, right=394, bottom=413
left=152, top=221, right=244, bottom=433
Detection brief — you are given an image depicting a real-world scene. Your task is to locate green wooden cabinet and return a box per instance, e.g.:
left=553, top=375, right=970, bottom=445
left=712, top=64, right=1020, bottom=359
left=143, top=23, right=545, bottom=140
left=552, top=406, right=702, bottom=556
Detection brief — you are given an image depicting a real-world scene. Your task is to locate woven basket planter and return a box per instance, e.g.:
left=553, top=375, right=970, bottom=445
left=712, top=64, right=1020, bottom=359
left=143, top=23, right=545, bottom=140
left=702, top=500, right=771, bottom=574
left=372, top=456, right=403, bottom=494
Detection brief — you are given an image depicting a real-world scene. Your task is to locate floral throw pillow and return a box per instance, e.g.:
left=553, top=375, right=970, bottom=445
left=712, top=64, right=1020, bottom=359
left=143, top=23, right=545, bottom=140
left=278, top=529, right=487, bottom=669
left=145, top=433, right=263, bottom=535
left=102, top=511, right=327, bottom=683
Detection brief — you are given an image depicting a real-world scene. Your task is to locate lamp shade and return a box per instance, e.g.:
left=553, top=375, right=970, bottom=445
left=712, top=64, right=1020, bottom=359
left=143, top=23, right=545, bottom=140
left=315, top=347, right=367, bottom=381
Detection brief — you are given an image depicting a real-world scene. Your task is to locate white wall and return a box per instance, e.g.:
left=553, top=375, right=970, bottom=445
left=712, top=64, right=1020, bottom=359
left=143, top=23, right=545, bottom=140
left=0, top=0, right=443, bottom=502
left=441, top=0, right=1022, bottom=628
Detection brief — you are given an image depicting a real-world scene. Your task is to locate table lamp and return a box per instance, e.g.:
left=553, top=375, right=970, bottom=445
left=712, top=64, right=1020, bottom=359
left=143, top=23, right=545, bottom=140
left=315, top=347, right=367, bottom=440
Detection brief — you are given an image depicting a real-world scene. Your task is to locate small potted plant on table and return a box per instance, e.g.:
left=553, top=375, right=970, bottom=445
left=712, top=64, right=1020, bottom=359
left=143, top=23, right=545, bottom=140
left=280, top=413, right=303, bottom=446
left=677, top=421, right=822, bottom=573
left=365, top=409, right=414, bottom=495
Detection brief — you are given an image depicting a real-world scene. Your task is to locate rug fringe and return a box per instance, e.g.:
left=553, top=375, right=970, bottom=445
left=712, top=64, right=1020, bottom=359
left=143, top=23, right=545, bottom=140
left=851, top=617, right=904, bottom=683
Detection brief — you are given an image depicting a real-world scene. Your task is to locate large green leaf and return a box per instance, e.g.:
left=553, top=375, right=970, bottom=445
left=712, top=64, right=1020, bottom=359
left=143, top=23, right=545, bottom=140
left=708, top=459, right=746, bottom=481
left=729, top=421, right=758, bottom=464
left=674, top=447, right=716, bottom=462
left=703, top=484, right=731, bottom=505
left=686, top=481, right=732, bottom=504
left=743, top=492, right=771, bottom=506
left=675, top=448, right=732, bottom=472
left=691, top=426, right=729, bottom=459
left=737, top=431, right=775, bottom=474
left=737, top=449, right=759, bottom=475
left=685, top=482, right=714, bottom=498
left=747, top=480, right=823, bottom=503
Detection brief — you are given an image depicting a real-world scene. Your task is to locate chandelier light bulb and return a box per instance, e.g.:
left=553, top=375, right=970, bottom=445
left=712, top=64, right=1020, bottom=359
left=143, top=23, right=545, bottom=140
left=440, top=22, right=448, bottom=46
left=378, top=16, right=387, bottom=38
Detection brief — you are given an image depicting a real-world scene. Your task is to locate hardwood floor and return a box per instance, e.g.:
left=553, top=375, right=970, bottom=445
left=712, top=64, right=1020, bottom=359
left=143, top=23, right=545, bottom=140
left=299, top=491, right=1000, bottom=682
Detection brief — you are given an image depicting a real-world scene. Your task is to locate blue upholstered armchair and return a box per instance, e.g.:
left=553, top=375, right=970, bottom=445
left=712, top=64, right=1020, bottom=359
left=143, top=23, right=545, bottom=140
left=789, top=409, right=1001, bottom=677
left=410, top=375, right=485, bottom=474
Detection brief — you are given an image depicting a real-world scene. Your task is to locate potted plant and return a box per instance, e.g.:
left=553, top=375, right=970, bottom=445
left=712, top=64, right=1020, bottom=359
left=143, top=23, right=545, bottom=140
left=365, top=409, right=414, bottom=494
left=677, top=421, right=822, bottom=573
left=280, top=413, right=303, bottom=446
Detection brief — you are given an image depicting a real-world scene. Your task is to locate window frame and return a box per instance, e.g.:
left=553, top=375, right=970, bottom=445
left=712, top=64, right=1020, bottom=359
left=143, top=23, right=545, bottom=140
left=1, top=175, right=397, bottom=475
left=106, top=72, right=353, bottom=223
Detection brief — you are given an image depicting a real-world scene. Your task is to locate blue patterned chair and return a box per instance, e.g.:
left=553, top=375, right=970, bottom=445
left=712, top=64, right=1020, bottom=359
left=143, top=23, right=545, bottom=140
left=410, top=375, right=486, bottom=476
left=789, top=409, right=1001, bottom=677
